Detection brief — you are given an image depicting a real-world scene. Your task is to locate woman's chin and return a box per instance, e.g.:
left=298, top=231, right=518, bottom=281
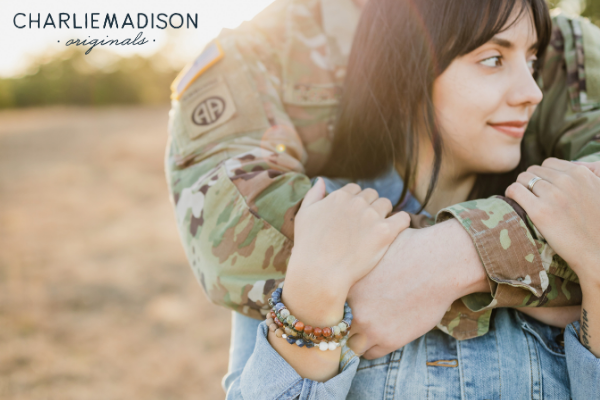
left=478, top=158, right=522, bottom=175
left=489, top=151, right=522, bottom=174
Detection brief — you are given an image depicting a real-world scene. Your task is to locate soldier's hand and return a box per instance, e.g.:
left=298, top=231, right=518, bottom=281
left=506, top=158, right=600, bottom=285
left=572, top=160, right=600, bottom=177
left=346, top=219, right=489, bottom=359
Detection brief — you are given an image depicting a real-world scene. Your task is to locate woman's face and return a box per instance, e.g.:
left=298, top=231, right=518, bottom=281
left=432, top=10, right=542, bottom=177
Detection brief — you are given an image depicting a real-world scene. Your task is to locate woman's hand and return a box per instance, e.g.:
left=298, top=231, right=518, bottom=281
left=505, top=158, right=600, bottom=278
left=285, top=179, right=411, bottom=305
left=269, top=179, right=410, bottom=382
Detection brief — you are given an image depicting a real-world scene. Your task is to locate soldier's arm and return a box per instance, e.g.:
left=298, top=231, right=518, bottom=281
left=166, top=19, right=320, bottom=319
left=436, top=15, right=600, bottom=329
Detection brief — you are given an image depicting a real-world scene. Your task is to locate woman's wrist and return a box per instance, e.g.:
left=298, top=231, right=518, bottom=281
left=283, top=253, right=352, bottom=327
left=266, top=271, right=350, bottom=383
left=281, top=272, right=348, bottom=329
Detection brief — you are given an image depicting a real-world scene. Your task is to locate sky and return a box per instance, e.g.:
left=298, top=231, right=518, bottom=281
left=0, top=0, right=276, bottom=78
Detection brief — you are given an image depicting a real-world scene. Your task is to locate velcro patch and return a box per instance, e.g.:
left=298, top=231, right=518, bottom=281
left=180, top=76, right=237, bottom=139
left=171, top=41, right=224, bottom=100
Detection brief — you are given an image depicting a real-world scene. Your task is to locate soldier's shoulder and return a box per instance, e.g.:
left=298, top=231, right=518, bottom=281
left=199, top=0, right=310, bottom=63
left=170, top=0, right=299, bottom=103
left=546, top=10, right=600, bottom=112
left=251, top=0, right=295, bottom=30
left=236, top=0, right=321, bottom=45
left=551, top=9, right=598, bottom=25
left=224, top=0, right=298, bottom=44
left=550, top=9, right=600, bottom=41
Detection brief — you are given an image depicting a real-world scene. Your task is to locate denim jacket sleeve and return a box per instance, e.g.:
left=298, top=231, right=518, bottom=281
left=225, top=314, right=360, bottom=400
left=565, top=321, right=600, bottom=400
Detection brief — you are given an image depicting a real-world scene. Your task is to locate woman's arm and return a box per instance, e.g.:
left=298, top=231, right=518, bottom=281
left=225, top=320, right=362, bottom=399
left=265, top=180, right=410, bottom=381
left=222, top=180, right=410, bottom=398
left=267, top=282, right=346, bottom=381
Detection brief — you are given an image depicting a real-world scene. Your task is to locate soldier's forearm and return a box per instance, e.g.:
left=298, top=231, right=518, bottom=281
left=518, top=306, right=580, bottom=328
left=391, top=219, right=490, bottom=298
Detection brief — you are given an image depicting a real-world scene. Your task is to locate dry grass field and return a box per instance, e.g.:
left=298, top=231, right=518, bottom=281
left=0, top=105, right=231, bottom=400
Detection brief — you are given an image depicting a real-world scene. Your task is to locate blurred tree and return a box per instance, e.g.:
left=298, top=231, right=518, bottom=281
left=0, top=49, right=177, bottom=109
left=581, top=0, right=600, bottom=26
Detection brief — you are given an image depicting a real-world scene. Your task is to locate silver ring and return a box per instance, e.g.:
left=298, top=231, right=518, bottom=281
left=527, top=176, right=543, bottom=192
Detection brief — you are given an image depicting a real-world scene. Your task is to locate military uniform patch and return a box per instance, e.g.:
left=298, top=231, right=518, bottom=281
left=168, top=35, right=270, bottom=164
left=171, top=41, right=224, bottom=100
left=180, top=76, right=237, bottom=139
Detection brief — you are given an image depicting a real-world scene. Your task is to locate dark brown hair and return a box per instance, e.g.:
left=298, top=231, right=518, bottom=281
left=320, top=0, right=552, bottom=211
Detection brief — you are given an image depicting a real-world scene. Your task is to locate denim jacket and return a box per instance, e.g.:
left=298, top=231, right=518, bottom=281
left=222, top=172, right=600, bottom=399
left=224, top=310, right=599, bottom=399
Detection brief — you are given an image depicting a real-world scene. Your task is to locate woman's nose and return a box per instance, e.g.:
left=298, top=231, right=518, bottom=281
left=507, top=61, right=544, bottom=108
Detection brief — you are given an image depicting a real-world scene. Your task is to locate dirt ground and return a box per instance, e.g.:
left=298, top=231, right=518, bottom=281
left=0, top=105, right=231, bottom=400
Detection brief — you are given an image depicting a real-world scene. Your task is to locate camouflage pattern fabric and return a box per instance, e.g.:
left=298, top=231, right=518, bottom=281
left=165, top=0, right=600, bottom=340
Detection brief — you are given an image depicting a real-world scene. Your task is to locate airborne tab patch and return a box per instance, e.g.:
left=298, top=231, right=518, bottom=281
left=180, top=75, right=237, bottom=139
left=171, top=41, right=224, bottom=100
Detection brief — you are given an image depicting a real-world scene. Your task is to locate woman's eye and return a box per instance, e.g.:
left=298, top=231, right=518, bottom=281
left=527, top=59, right=537, bottom=74
left=480, top=56, right=502, bottom=67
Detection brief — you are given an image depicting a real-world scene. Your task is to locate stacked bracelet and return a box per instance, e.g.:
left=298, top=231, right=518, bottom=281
left=265, top=286, right=353, bottom=351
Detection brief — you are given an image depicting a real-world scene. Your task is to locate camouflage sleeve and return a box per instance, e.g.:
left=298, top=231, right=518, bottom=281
left=436, top=15, right=600, bottom=340
left=166, top=21, right=315, bottom=320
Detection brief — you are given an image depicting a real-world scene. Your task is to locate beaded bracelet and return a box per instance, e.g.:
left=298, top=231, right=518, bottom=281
left=265, top=286, right=353, bottom=351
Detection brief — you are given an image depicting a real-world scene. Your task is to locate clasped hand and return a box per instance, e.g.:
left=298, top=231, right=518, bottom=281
left=506, top=159, right=600, bottom=288
left=288, top=160, right=600, bottom=361
left=348, top=159, right=600, bottom=360
left=283, top=179, right=410, bottom=328
left=287, top=178, right=481, bottom=360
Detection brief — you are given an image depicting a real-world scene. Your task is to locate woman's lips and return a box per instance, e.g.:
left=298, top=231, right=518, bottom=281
left=488, top=121, right=528, bottom=139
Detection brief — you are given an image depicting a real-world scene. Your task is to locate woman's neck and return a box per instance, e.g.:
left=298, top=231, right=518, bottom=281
left=396, top=143, right=477, bottom=216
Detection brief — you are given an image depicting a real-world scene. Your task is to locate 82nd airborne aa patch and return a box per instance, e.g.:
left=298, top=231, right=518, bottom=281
left=180, top=75, right=237, bottom=140
left=192, top=96, right=226, bottom=126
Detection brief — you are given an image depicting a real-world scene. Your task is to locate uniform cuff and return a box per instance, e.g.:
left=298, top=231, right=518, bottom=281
left=436, top=196, right=547, bottom=311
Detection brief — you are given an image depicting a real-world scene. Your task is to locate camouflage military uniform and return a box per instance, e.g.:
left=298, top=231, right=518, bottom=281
left=165, top=0, right=600, bottom=340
